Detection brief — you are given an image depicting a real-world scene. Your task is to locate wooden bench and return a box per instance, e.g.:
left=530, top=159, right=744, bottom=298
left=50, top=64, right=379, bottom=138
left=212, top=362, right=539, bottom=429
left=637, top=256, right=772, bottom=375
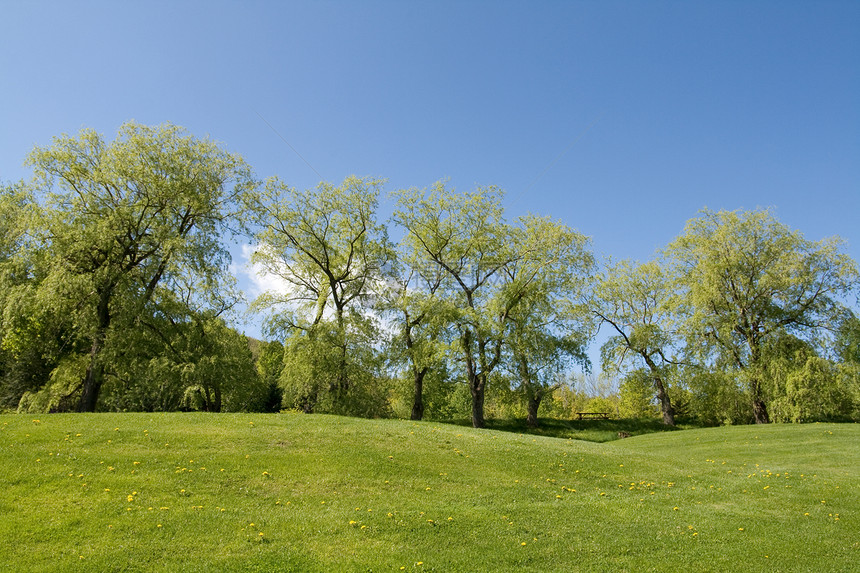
left=575, top=412, right=610, bottom=420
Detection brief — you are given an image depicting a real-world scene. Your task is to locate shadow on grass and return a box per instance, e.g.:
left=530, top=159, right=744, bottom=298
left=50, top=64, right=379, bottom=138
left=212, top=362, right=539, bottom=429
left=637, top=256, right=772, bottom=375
left=440, top=417, right=689, bottom=443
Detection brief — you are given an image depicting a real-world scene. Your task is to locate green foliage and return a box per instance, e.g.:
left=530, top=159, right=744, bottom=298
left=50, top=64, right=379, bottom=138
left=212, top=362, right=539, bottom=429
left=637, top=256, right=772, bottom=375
left=667, top=208, right=859, bottom=423
left=17, top=353, right=89, bottom=413
left=279, top=316, right=390, bottom=418
left=255, top=340, right=285, bottom=412
left=686, top=369, right=750, bottom=425
left=8, top=122, right=256, bottom=412
left=246, top=176, right=392, bottom=415
left=618, top=369, right=659, bottom=419
left=594, top=259, right=680, bottom=424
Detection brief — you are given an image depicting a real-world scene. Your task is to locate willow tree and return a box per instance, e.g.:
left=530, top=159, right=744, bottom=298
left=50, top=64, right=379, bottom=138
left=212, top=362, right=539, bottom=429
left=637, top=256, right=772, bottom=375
left=377, top=261, right=449, bottom=421
left=25, top=122, right=254, bottom=412
left=501, top=215, right=594, bottom=427
left=666, top=209, right=858, bottom=424
left=245, top=176, right=392, bottom=414
left=393, top=182, right=515, bottom=428
left=593, top=259, right=680, bottom=425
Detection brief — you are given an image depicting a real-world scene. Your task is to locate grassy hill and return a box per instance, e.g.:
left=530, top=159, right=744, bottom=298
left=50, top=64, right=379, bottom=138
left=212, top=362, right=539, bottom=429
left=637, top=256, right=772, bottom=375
left=1, top=413, right=857, bottom=572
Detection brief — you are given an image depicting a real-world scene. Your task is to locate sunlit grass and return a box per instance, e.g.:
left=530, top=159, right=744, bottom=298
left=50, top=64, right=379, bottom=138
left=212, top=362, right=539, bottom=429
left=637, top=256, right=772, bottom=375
left=1, top=413, right=857, bottom=572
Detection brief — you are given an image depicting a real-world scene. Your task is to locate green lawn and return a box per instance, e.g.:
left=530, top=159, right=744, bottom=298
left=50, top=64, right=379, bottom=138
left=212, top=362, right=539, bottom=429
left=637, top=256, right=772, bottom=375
left=1, top=413, right=856, bottom=572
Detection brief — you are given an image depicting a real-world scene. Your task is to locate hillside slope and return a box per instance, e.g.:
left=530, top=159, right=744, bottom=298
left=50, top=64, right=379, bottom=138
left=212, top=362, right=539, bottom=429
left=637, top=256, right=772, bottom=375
left=1, top=414, right=857, bottom=572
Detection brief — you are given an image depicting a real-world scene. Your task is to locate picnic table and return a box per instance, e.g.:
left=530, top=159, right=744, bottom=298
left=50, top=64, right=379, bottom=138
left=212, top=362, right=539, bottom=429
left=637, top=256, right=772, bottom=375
left=575, top=412, right=610, bottom=420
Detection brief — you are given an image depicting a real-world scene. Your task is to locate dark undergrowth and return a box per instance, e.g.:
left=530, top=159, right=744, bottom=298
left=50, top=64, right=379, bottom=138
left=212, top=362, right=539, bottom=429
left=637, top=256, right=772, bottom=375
left=442, top=416, right=691, bottom=442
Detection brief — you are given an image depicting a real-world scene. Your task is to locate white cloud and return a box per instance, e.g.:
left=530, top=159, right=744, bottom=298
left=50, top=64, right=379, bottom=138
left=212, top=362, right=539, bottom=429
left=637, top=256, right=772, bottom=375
left=236, top=242, right=292, bottom=299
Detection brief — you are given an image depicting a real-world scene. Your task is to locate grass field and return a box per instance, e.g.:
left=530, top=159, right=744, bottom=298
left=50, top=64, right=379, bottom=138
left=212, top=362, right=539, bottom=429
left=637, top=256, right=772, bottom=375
left=1, top=413, right=857, bottom=572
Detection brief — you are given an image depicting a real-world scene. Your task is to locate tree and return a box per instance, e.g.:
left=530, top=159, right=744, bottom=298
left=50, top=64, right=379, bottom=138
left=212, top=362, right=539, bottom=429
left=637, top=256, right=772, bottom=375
left=593, top=259, right=680, bottom=425
left=393, top=182, right=515, bottom=428
left=393, top=184, right=590, bottom=428
left=245, top=176, right=392, bottom=414
left=500, top=215, right=594, bottom=427
left=24, top=122, right=254, bottom=411
left=666, top=209, right=858, bottom=423
left=377, top=264, right=449, bottom=421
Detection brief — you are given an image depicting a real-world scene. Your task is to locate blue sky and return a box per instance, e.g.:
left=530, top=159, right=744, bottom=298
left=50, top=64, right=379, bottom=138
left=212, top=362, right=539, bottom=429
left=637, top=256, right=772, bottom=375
left=2, top=1, right=858, bottom=363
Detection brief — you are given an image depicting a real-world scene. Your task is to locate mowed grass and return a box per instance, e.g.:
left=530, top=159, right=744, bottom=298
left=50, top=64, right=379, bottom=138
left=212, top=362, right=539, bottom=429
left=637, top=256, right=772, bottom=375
left=0, top=414, right=857, bottom=572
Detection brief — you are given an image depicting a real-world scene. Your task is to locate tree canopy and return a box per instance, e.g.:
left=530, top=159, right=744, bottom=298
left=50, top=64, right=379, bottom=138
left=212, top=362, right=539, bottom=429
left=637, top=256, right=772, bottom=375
left=2, top=123, right=860, bottom=427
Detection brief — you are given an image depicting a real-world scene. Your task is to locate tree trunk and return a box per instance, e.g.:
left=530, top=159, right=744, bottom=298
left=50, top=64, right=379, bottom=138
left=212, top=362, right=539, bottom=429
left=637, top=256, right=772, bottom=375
left=213, top=384, right=222, bottom=413
left=410, top=367, right=427, bottom=421
left=749, top=341, right=770, bottom=424
left=643, top=355, right=675, bottom=426
left=470, top=378, right=486, bottom=429
left=526, top=392, right=541, bottom=428
left=752, top=395, right=770, bottom=424
left=749, top=366, right=770, bottom=424
left=78, top=287, right=112, bottom=412
left=462, top=329, right=486, bottom=428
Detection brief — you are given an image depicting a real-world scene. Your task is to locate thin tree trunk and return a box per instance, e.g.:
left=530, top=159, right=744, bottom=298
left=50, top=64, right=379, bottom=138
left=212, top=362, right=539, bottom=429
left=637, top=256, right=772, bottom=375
left=749, top=343, right=770, bottom=424
left=78, top=288, right=112, bottom=412
left=213, top=384, right=222, bottom=413
left=470, top=377, right=486, bottom=429
left=462, top=329, right=486, bottom=429
left=410, top=367, right=427, bottom=421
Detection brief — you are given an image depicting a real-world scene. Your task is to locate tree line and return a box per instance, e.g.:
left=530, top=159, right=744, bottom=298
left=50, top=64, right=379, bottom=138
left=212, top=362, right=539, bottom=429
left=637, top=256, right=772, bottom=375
left=2, top=122, right=858, bottom=427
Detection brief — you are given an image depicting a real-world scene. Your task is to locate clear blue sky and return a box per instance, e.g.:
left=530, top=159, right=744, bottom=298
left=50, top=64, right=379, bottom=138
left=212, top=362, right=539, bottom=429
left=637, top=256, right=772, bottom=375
left=2, top=1, right=859, bottom=360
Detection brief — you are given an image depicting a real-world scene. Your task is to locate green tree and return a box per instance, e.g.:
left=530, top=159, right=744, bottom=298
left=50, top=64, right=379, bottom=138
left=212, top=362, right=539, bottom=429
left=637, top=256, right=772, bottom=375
left=500, top=215, right=594, bottom=427
left=378, top=264, right=450, bottom=421
left=393, top=182, right=518, bottom=428
left=23, top=122, right=254, bottom=411
left=593, top=260, right=680, bottom=425
left=245, top=176, right=392, bottom=414
left=666, top=209, right=858, bottom=423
